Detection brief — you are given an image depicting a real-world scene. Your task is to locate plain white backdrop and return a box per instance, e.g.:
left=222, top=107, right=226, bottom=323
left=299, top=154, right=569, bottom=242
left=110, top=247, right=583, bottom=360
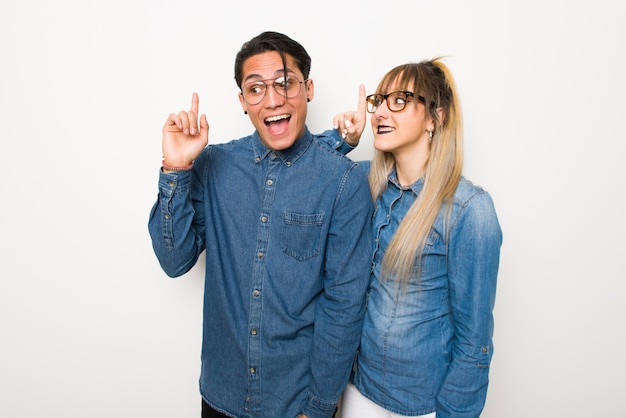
left=1, top=1, right=624, bottom=417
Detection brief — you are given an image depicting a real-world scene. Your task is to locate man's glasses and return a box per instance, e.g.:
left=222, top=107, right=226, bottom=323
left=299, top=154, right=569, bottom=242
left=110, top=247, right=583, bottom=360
left=366, top=91, right=426, bottom=113
left=241, top=75, right=307, bottom=105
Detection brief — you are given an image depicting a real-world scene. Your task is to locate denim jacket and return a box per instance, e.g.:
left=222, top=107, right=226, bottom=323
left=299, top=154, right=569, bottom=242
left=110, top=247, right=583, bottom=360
left=148, top=128, right=373, bottom=418
left=351, top=169, right=502, bottom=417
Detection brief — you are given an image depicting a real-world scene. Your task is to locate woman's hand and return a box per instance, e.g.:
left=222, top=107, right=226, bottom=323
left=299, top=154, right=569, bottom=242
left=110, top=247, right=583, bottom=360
left=333, top=83, right=367, bottom=146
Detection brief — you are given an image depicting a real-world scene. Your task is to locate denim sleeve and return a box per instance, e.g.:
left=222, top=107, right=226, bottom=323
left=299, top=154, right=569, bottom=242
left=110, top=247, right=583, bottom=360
left=301, top=163, right=373, bottom=418
left=317, top=129, right=356, bottom=156
left=436, top=191, right=503, bottom=418
left=147, top=160, right=207, bottom=278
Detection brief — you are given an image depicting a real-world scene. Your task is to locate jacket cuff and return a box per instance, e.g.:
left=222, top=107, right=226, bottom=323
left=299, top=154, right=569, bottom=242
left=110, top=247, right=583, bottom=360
left=301, top=392, right=337, bottom=418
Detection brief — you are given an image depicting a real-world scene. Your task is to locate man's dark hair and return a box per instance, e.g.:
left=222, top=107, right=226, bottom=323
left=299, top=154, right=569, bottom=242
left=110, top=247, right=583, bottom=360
left=234, top=31, right=311, bottom=89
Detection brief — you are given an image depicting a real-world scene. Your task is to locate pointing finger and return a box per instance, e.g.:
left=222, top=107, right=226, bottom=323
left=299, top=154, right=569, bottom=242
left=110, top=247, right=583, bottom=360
left=190, top=92, right=200, bottom=115
left=357, top=84, right=367, bottom=116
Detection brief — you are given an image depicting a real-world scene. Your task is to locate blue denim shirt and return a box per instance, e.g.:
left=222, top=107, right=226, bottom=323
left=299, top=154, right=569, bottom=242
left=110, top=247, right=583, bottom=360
left=351, top=168, right=502, bottom=418
left=148, top=128, right=373, bottom=418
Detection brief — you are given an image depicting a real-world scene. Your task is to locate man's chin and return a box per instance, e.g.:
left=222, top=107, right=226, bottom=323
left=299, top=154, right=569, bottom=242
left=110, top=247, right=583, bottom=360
left=260, top=135, right=297, bottom=151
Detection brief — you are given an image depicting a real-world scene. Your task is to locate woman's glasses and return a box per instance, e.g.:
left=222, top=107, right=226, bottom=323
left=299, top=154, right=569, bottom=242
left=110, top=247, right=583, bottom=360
left=366, top=91, right=426, bottom=113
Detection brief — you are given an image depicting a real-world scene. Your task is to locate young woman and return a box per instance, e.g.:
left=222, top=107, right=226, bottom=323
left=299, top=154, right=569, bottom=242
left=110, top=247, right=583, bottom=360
left=333, top=58, right=503, bottom=417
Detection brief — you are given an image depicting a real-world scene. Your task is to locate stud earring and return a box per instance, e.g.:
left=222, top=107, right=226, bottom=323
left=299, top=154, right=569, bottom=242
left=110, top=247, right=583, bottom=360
left=244, top=111, right=248, bottom=115
left=428, top=130, right=433, bottom=144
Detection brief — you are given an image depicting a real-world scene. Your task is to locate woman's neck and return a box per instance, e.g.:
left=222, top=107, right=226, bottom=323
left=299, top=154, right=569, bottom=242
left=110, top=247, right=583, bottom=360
left=394, top=147, right=429, bottom=187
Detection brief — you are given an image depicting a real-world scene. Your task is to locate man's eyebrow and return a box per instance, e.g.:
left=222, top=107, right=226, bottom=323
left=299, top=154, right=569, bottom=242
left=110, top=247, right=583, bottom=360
left=242, top=69, right=297, bottom=84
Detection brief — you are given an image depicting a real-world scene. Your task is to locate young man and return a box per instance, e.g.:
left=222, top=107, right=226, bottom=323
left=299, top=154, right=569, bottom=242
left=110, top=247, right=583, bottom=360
left=148, top=31, right=373, bottom=418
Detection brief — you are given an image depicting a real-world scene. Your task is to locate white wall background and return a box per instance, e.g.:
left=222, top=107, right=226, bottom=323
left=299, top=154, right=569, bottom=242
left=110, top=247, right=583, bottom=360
left=1, top=1, right=624, bottom=417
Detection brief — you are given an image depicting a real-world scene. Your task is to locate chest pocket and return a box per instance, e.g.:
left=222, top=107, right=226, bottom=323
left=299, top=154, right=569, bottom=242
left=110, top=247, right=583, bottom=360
left=417, top=228, right=447, bottom=277
left=281, top=211, right=324, bottom=261
left=424, top=228, right=446, bottom=255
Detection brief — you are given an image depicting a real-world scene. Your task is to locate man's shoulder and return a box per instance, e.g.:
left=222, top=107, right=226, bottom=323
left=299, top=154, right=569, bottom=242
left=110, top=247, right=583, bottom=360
left=310, top=136, right=357, bottom=166
left=201, top=135, right=253, bottom=155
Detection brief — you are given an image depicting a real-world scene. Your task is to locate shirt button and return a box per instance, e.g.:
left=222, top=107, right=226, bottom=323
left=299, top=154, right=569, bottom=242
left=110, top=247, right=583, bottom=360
left=253, top=289, right=260, bottom=296
left=261, top=216, right=268, bottom=223
left=250, top=367, right=256, bottom=374
left=168, top=181, right=175, bottom=188
left=266, top=179, right=273, bottom=186
left=251, top=328, right=257, bottom=335
left=164, top=214, right=171, bottom=220
left=257, top=252, right=264, bottom=259
left=482, top=346, right=489, bottom=353
left=286, top=160, right=292, bottom=166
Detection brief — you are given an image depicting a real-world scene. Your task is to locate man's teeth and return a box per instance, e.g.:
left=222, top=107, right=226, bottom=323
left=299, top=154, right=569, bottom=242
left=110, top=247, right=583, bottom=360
left=265, top=114, right=289, bottom=123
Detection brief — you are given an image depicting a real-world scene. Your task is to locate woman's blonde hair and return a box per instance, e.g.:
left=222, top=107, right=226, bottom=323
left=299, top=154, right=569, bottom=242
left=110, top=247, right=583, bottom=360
left=369, top=57, right=464, bottom=285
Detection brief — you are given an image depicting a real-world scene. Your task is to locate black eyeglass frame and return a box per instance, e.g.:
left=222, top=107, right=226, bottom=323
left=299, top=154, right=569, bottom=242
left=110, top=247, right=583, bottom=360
left=365, top=91, right=427, bottom=113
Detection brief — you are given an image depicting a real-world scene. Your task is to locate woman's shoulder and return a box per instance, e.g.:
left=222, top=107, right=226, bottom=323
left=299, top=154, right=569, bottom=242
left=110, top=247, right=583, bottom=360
left=453, top=177, right=496, bottom=209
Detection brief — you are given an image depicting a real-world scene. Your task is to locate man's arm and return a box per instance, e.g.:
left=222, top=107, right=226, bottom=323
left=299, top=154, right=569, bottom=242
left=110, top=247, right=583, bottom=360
left=148, top=165, right=207, bottom=277
left=149, top=93, right=210, bottom=277
left=301, top=163, right=373, bottom=418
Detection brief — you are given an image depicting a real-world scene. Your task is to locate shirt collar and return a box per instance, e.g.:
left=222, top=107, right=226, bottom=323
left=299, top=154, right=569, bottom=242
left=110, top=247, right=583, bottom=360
left=251, top=127, right=313, bottom=167
left=388, top=170, right=424, bottom=195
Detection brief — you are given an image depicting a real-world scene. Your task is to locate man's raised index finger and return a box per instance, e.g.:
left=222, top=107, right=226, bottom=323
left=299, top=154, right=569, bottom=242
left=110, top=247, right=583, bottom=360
left=190, top=92, right=200, bottom=114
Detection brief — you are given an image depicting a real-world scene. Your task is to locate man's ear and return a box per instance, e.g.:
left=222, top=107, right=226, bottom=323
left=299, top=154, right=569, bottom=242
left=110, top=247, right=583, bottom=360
left=238, top=92, right=248, bottom=115
left=306, top=78, right=314, bottom=103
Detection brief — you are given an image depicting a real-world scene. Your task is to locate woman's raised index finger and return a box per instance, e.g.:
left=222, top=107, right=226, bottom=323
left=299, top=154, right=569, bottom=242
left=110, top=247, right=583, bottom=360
left=357, top=84, right=367, bottom=115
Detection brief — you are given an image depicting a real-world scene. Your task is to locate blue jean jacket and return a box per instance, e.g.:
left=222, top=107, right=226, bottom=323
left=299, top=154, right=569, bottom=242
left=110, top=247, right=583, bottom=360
left=351, top=170, right=502, bottom=417
left=148, top=128, right=373, bottom=418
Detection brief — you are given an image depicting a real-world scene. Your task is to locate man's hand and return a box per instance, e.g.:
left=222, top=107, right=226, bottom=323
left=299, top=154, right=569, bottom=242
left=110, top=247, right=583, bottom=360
left=333, top=83, right=367, bottom=147
left=162, top=92, right=209, bottom=167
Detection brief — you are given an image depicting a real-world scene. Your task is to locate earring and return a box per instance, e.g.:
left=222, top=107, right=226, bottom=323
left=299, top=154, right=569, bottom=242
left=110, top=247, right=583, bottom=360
left=244, top=111, right=248, bottom=115
left=428, top=130, right=433, bottom=144
left=307, top=98, right=310, bottom=102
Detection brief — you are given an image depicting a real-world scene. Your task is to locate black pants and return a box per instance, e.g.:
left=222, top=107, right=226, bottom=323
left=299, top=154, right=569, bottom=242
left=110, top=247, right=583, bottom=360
left=201, top=398, right=338, bottom=417
left=201, top=400, right=231, bottom=418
